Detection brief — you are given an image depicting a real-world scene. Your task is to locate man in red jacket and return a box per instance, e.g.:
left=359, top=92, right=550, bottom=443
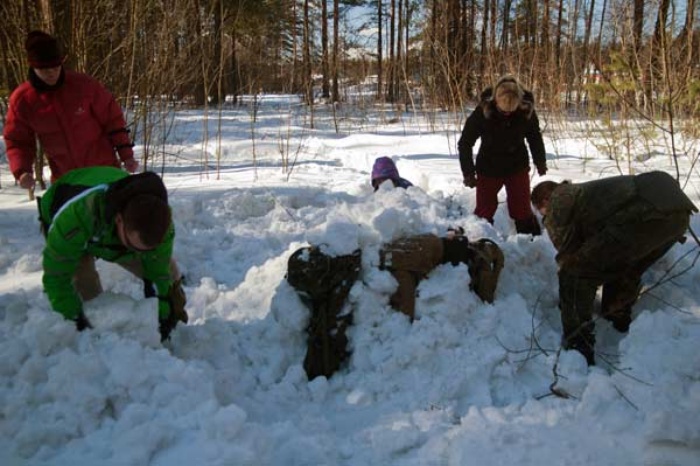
left=3, top=30, right=138, bottom=189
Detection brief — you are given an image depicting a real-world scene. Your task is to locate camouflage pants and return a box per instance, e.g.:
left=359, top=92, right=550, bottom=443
left=558, top=269, right=647, bottom=365
left=558, top=210, right=689, bottom=362
left=379, top=234, right=444, bottom=319
left=287, top=247, right=362, bottom=380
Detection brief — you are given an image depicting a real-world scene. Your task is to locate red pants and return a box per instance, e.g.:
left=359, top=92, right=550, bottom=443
left=474, top=169, right=534, bottom=223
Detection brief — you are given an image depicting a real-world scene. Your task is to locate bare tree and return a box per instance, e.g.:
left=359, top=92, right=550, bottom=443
left=332, top=0, right=340, bottom=102
left=377, top=0, right=383, bottom=100
left=321, top=0, right=330, bottom=99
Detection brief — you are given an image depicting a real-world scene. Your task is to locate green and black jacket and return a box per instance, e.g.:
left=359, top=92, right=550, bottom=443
left=39, top=166, right=175, bottom=320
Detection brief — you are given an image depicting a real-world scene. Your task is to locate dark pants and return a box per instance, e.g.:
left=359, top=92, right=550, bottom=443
left=558, top=210, right=689, bottom=364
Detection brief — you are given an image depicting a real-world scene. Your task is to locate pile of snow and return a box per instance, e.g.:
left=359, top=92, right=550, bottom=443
left=1, top=111, right=699, bottom=465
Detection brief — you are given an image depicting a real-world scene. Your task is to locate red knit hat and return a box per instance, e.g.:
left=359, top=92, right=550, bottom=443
left=25, top=30, right=63, bottom=68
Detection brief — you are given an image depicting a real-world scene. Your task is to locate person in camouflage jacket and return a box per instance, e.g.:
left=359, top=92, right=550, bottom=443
left=39, top=166, right=187, bottom=340
left=531, top=171, right=697, bottom=365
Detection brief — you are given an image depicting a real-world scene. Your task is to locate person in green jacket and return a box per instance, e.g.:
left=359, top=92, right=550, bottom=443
left=531, top=171, right=697, bottom=365
left=39, top=166, right=187, bottom=340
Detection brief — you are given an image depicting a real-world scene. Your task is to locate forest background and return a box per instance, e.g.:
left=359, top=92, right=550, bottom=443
left=0, top=0, right=699, bottom=181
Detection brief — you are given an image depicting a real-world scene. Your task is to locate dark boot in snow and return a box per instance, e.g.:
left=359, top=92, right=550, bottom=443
left=514, top=217, right=542, bottom=236
left=562, top=327, right=596, bottom=366
left=601, top=279, right=638, bottom=333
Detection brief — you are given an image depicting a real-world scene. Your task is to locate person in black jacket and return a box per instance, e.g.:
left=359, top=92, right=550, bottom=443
left=458, top=76, right=547, bottom=235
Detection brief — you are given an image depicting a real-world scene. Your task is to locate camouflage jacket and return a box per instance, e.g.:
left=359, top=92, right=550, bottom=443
left=544, top=171, right=696, bottom=272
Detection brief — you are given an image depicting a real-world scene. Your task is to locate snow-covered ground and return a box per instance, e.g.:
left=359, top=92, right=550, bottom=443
left=1, top=102, right=699, bottom=465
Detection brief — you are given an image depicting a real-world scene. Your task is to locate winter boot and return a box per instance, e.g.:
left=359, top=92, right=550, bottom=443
left=466, top=239, right=505, bottom=303
left=604, top=308, right=632, bottom=333
left=514, top=216, right=542, bottom=236
left=562, top=323, right=596, bottom=366
left=601, top=279, right=639, bottom=333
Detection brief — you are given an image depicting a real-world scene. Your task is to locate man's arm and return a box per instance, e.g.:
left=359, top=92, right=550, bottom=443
left=42, top=201, right=95, bottom=319
left=3, top=92, right=38, bottom=182
left=140, top=223, right=175, bottom=319
left=88, top=77, right=135, bottom=169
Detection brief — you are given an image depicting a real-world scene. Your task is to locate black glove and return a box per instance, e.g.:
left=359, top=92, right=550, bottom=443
left=159, top=314, right=178, bottom=342
left=74, top=312, right=93, bottom=332
left=143, top=279, right=156, bottom=298
left=536, top=164, right=548, bottom=176
left=159, top=278, right=189, bottom=341
left=463, top=173, right=477, bottom=188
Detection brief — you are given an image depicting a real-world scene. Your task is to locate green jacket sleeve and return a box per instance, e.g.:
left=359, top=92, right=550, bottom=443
left=42, top=198, right=97, bottom=319
left=139, top=222, right=175, bottom=319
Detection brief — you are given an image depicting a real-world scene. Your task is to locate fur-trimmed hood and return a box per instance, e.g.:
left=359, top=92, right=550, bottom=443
left=479, top=84, right=535, bottom=120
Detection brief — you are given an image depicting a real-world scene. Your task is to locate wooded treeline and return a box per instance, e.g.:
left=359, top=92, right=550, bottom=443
left=0, top=0, right=698, bottom=117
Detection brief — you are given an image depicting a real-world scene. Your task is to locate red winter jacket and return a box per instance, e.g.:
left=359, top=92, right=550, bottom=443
left=3, top=69, right=134, bottom=182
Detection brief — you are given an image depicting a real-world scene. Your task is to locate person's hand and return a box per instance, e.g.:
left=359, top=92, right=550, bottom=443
left=74, top=312, right=93, bottom=331
left=169, top=278, right=189, bottom=324
left=536, top=164, right=548, bottom=176
left=18, top=172, right=35, bottom=189
left=159, top=315, right=177, bottom=341
left=123, top=158, right=139, bottom=173
left=159, top=307, right=188, bottom=341
left=463, top=173, right=477, bottom=188
left=158, top=278, right=188, bottom=342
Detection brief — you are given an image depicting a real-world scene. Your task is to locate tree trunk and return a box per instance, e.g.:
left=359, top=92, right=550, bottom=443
left=321, top=0, right=330, bottom=99
left=555, top=0, right=564, bottom=99
left=377, top=0, right=383, bottom=100
left=396, top=0, right=403, bottom=104
left=332, top=0, right=339, bottom=102
left=678, top=0, right=696, bottom=86
left=480, top=0, right=489, bottom=90
left=501, top=0, right=512, bottom=70
left=540, top=0, right=551, bottom=103
left=303, top=0, right=312, bottom=104
left=579, top=0, right=595, bottom=105
left=387, top=0, right=395, bottom=102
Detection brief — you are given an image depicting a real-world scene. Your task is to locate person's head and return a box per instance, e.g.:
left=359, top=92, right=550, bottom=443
left=25, top=30, right=64, bottom=85
left=494, top=76, right=523, bottom=114
left=371, top=157, right=411, bottom=191
left=531, top=180, right=561, bottom=216
left=371, top=156, right=401, bottom=190
left=115, top=195, right=171, bottom=251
